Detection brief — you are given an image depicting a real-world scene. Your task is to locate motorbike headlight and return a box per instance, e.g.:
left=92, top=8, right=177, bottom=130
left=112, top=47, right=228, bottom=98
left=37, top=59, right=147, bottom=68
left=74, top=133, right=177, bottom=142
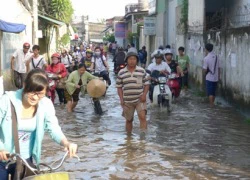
left=158, top=77, right=166, bottom=83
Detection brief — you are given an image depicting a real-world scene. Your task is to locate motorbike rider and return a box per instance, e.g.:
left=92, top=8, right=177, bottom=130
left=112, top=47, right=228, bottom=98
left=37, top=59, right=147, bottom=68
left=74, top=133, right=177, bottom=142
left=151, top=45, right=165, bottom=63
left=46, top=53, right=67, bottom=105
left=61, top=49, right=73, bottom=73
left=113, top=46, right=126, bottom=73
left=90, top=46, right=111, bottom=86
left=147, top=50, right=171, bottom=102
left=81, top=48, right=93, bottom=71
left=164, top=48, right=183, bottom=77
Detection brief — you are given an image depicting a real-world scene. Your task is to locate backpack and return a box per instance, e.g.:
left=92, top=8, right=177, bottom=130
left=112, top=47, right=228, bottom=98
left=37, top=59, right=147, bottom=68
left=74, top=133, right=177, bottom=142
left=32, top=57, right=43, bottom=69
left=115, top=52, right=126, bottom=65
left=138, top=51, right=144, bottom=61
left=93, top=55, right=106, bottom=70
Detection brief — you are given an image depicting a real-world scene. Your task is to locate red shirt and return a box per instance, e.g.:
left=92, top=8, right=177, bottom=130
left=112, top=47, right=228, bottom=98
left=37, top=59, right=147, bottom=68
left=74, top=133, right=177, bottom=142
left=46, top=63, right=67, bottom=78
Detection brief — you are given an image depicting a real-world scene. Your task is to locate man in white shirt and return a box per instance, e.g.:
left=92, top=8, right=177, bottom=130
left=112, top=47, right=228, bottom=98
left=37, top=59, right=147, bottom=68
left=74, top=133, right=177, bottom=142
left=90, top=46, right=111, bottom=85
left=147, top=52, right=171, bottom=102
left=147, top=52, right=171, bottom=75
left=10, top=42, right=31, bottom=89
left=26, top=45, right=47, bottom=72
left=61, top=49, right=73, bottom=73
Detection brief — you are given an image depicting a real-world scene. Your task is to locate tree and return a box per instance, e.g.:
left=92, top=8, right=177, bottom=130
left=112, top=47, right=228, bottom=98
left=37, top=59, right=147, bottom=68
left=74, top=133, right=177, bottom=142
left=38, top=0, right=74, bottom=23
left=103, top=33, right=115, bottom=42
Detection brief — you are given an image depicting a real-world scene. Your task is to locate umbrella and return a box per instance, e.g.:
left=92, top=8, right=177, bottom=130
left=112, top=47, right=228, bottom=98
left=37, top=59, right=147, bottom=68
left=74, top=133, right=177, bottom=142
left=87, top=79, right=106, bottom=98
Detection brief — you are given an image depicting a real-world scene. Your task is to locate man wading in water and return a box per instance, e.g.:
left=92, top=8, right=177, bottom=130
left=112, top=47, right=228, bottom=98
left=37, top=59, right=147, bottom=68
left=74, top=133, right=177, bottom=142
left=116, top=52, right=150, bottom=135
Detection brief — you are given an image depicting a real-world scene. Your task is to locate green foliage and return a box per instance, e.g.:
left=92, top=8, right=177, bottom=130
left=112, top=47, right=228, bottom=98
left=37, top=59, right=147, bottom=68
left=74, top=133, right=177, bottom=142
left=103, top=33, right=115, bottom=42
left=39, top=0, right=74, bottom=23
left=180, top=0, right=188, bottom=33
left=127, top=31, right=133, bottom=44
left=58, top=33, right=70, bottom=48
left=245, top=118, right=250, bottom=124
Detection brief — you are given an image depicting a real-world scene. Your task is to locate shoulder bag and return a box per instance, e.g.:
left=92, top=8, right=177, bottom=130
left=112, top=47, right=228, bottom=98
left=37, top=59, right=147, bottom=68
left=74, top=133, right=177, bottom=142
left=11, top=102, right=36, bottom=179
left=56, top=64, right=67, bottom=89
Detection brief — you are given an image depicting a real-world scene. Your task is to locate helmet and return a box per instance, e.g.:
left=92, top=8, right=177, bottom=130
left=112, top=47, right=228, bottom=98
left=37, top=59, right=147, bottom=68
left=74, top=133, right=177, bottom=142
left=125, top=52, right=139, bottom=63
left=86, top=49, right=93, bottom=54
left=118, top=46, right=124, bottom=51
left=154, top=50, right=164, bottom=59
left=151, top=49, right=163, bottom=58
left=51, top=53, right=61, bottom=59
left=163, top=48, right=173, bottom=55
left=158, top=45, right=164, bottom=50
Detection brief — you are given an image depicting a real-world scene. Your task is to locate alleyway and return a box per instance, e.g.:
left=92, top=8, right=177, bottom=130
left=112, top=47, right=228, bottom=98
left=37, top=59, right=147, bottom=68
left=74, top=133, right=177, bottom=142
left=41, top=56, right=250, bottom=180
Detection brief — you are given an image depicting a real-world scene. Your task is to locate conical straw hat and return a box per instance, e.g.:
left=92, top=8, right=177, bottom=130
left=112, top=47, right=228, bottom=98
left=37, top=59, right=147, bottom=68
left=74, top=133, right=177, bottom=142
left=87, top=79, right=106, bottom=98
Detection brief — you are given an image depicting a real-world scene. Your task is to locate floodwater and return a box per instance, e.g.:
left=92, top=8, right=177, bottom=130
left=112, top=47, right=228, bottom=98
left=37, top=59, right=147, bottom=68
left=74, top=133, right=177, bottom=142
left=41, top=55, right=250, bottom=180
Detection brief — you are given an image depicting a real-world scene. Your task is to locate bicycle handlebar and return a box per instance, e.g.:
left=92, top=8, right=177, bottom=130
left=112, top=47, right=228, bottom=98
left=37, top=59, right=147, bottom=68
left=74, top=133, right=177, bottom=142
left=6, top=151, right=80, bottom=174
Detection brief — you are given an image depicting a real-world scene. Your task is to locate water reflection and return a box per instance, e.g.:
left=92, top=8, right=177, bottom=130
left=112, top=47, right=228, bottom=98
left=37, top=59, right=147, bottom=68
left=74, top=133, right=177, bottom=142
left=40, top=56, right=250, bottom=179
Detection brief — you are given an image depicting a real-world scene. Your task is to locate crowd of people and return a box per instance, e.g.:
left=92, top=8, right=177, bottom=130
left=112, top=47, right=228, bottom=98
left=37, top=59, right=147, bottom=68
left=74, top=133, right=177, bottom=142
left=0, top=40, right=219, bottom=179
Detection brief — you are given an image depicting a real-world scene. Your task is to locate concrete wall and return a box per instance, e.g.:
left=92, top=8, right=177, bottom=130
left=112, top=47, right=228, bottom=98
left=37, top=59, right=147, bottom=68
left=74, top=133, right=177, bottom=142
left=186, top=0, right=250, bottom=112
left=0, top=0, right=32, bottom=90
left=188, top=0, right=205, bottom=33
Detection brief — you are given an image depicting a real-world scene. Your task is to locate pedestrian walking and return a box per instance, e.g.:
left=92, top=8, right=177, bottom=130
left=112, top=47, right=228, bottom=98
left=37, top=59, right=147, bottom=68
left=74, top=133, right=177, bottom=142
left=176, top=46, right=190, bottom=90
left=0, top=69, right=77, bottom=180
left=65, top=63, right=97, bottom=113
left=26, top=45, right=47, bottom=72
left=116, top=52, right=150, bottom=133
left=203, top=43, right=220, bottom=107
left=10, top=42, right=31, bottom=89
left=138, top=46, right=148, bottom=68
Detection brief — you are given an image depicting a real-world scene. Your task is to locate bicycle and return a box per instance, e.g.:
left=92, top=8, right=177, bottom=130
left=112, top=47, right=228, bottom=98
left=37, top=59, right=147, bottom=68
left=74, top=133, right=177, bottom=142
left=6, top=151, right=80, bottom=180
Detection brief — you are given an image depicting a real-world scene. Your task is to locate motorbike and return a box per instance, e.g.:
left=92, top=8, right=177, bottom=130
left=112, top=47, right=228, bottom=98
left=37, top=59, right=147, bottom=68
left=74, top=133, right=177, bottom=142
left=46, top=72, right=58, bottom=104
left=167, top=72, right=181, bottom=100
left=87, top=71, right=109, bottom=115
left=149, top=70, right=172, bottom=111
left=114, top=63, right=126, bottom=74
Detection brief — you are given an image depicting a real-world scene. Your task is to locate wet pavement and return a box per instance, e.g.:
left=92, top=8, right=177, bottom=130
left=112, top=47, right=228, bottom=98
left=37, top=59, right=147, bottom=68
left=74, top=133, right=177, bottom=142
left=41, top=55, right=250, bottom=180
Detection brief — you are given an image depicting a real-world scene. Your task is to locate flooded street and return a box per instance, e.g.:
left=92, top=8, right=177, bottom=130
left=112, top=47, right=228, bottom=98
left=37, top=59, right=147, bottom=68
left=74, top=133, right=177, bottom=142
left=42, top=56, right=250, bottom=180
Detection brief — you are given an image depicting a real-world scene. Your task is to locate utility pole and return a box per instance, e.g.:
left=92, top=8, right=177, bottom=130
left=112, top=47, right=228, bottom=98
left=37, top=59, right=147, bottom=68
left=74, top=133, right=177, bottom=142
left=32, top=0, right=38, bottom=45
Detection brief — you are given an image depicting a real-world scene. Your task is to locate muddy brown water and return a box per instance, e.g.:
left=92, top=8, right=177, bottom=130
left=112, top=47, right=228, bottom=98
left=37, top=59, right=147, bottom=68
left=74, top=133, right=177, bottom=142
left=41, top=56, right=250, bottom=180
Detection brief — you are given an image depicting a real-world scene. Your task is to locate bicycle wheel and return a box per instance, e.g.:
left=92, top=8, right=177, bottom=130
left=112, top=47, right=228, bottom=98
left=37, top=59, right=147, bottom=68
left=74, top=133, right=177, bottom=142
left=93, top=99, right=103, bottom=115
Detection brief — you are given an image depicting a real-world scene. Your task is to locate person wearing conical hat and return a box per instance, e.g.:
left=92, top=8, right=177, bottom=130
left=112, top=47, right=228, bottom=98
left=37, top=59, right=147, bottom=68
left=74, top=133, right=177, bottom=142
left=65, top=63, right=97, bottom=112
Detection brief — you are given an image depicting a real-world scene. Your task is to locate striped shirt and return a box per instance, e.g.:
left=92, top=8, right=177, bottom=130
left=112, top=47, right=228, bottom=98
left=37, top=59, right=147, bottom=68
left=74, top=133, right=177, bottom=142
left=116, top=66, right=150, bottom=103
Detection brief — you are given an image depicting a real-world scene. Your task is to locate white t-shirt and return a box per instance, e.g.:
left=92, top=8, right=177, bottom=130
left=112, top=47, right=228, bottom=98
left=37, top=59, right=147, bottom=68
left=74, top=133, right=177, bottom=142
left=61, top=54, right=72, bottom=68
left=147, top=62, right=171, bottom=74
left=29, top=55, right=46, bottom=70
left=12, top=49, right=31, bottom=73
left=91, top=55, right=107, bottom=73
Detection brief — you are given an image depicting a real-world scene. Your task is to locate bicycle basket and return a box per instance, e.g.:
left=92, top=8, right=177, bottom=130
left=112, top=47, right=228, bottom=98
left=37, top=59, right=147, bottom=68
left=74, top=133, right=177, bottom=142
left=22, top=172, right=73, bottom=180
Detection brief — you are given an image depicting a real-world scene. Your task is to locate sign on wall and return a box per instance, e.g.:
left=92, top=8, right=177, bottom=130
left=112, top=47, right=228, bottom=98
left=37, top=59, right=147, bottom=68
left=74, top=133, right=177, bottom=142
left=115, top=22, right=126, bottom=38
left=143, top=17, right=156, bottom=35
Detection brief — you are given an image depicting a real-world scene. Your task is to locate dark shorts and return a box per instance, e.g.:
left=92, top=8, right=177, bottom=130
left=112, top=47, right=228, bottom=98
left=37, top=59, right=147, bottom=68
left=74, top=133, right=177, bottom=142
left=182, top=72, right=188, bottom=87
left=64, top=88, right=81, bottom=102
left=206, top=80, right=217, bottom=96
left=13, top=71, right=26, bottom=89
left=139, top=59, right=146, bottom=64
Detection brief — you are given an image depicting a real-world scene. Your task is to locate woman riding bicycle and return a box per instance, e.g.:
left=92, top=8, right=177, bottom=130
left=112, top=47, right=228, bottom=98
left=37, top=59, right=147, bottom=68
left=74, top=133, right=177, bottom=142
left=0, top=69, right=77, bottom=179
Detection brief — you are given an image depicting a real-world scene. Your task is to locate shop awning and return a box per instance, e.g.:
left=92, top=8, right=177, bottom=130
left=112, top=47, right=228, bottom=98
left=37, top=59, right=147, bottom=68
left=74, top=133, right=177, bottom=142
left=38, top=14, right=65, bottom=26
left=0, top=19, right=26, bottom=33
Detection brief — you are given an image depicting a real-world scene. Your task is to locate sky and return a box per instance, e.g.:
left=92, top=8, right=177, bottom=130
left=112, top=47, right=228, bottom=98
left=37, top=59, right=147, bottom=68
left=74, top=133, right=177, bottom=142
left=71, top=0, right=138, bottom=22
